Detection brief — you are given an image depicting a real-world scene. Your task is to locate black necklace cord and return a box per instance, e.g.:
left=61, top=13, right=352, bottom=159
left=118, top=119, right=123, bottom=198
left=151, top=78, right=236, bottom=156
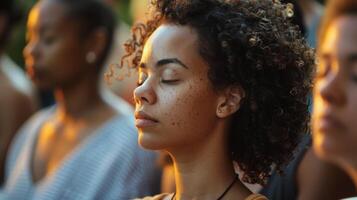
left=170, top=174, right=238, bottom=200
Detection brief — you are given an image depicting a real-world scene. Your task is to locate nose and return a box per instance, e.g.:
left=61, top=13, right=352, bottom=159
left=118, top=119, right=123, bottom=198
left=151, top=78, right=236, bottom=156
left=316, top=62, right=346, bottom=106
left=133, top=81, right=157, bottom=106
left=23, top=39, right=39, bottom=63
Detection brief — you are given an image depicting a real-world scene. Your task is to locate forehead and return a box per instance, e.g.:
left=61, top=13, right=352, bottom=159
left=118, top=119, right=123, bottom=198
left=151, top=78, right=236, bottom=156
left=321, top=15, right=357, bottom=56
left=28, top=1, right=69, bottom=31
left=141, top=24, right=201, bottom=65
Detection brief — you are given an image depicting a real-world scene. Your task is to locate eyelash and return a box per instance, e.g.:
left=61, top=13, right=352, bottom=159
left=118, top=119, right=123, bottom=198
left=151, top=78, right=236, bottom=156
left=136, top=79, right=179, bottom=86
left=161, top=79, right=179, bottom=84
left=42, top=34, right=56, bottom=45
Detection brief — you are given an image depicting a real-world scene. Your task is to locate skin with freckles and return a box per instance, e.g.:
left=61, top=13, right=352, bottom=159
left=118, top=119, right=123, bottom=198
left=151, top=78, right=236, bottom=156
left=127, top=1, right=314, bottom=199
left=134, top=23, right=251, bottom=200
left=135, top=25, right=222, bottom=151
left=313, top=15, right=357, bottom=187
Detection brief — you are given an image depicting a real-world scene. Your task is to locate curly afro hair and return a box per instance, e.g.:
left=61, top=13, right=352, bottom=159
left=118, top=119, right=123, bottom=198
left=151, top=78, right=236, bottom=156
left=118, top=0, right=314, bottom=185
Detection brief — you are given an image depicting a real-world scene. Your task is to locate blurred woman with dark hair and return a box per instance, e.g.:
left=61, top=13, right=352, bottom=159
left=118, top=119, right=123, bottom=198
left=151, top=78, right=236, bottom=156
left=2, top=0, right=161, bottom=199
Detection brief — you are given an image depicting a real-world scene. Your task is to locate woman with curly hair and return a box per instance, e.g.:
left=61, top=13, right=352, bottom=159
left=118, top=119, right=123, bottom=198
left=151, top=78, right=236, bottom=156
left=119, top=0, right=313, bottom=199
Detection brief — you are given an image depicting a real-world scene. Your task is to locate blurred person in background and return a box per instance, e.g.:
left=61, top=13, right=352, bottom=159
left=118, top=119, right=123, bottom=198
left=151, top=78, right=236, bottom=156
left=2, top=0, right=161, bottom=199
left=313, top=0, right=357, bottom=198
left=261, top=1, right=356, bottom=199
left=0, top=0, right=37, bottom=188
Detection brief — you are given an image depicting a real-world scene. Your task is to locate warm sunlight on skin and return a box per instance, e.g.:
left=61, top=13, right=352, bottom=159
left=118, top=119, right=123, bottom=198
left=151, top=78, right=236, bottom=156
left=313, top=16, right=357, bottom=175
left=134, top=24, right=222, bottom=151
left=37, top=114, right=87, bottom=175
left=25, top=5, right=40, bottom=78
left=27, top=4, right=40, bottom=38
left=313, top=22, right=339, bottom=158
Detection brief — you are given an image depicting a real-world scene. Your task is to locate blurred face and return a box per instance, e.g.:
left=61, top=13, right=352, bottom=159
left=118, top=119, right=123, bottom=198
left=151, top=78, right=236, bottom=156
left=313, top=15, right=357, bottom=167
left=133, top=24, right=221, bottom=151
left=24, top=1, right=90, bottom=90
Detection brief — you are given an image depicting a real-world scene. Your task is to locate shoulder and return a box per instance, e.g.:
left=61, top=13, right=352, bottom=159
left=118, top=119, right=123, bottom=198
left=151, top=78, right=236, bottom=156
left=8, top=107, right=54, bottom=145
left=134, top=193, right=173, bottom=200
left=245, top=194, right=269, bottom=200
left=5, top=107, right=54, bottom=176
left=0, top=77, right=29, bottom=111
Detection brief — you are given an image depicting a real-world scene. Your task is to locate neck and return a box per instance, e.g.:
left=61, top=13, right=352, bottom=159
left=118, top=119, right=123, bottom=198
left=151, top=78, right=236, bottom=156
left=53, top=76, right=107, bottom=120
left=169, top=121, right=251, bottom=200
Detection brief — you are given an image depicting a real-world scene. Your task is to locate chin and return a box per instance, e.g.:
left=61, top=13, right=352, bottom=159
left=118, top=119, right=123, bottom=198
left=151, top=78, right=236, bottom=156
left=313, top=134, right=339, bottom=162
left=138, top=132, right=166, bottom=151
left=32, top=79, right=54, bottom=91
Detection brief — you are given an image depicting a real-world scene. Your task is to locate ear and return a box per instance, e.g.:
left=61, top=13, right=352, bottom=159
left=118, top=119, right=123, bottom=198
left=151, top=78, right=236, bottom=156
left=85, top=28, right=108, bottom=64
left=216, top=86, right=245, bottom=118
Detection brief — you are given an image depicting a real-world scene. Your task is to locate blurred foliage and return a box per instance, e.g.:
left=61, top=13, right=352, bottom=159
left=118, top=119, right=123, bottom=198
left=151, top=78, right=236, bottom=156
left=116, top=0, right=132, bottom=25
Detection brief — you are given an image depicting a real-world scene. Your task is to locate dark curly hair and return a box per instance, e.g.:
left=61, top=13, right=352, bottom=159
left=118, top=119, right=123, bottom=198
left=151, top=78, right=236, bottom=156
left=119, top=0, right=314, bottom=185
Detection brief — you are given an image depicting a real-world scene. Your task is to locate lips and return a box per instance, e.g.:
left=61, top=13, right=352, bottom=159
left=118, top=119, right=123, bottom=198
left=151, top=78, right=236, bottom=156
left=135, top=110, right=159, bottom=128
left=26, top=65, right=36, bottom=79
left=315, top=114, right=346, bottom=134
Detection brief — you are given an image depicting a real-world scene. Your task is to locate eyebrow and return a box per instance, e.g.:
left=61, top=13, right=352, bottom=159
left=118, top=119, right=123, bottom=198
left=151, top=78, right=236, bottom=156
left=157, top=58, right=188, bottom=69
left=39, top=23, right=53, bottom=34
left=139, top=58, right=189, bottom=69
left=320, top=52, right=357, bottom=67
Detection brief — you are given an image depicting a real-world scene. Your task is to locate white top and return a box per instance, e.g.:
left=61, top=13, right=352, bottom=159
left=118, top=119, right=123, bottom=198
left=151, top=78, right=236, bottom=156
left=3, top=106, right=161, bottom=200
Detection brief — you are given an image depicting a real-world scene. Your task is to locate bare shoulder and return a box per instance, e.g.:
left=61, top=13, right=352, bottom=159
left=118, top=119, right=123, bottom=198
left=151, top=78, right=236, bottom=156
left=0, top=76, right=35, bottom=137
left=0, top=77, right=35, bottom=117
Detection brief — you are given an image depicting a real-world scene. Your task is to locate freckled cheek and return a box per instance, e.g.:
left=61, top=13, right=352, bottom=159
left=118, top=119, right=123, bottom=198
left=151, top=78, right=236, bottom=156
left=161, top=91, right=207, bottom=133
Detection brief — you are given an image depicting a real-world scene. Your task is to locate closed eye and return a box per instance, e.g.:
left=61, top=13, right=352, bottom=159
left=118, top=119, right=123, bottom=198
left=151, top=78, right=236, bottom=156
left=161, top=79, right=180, bottom=84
